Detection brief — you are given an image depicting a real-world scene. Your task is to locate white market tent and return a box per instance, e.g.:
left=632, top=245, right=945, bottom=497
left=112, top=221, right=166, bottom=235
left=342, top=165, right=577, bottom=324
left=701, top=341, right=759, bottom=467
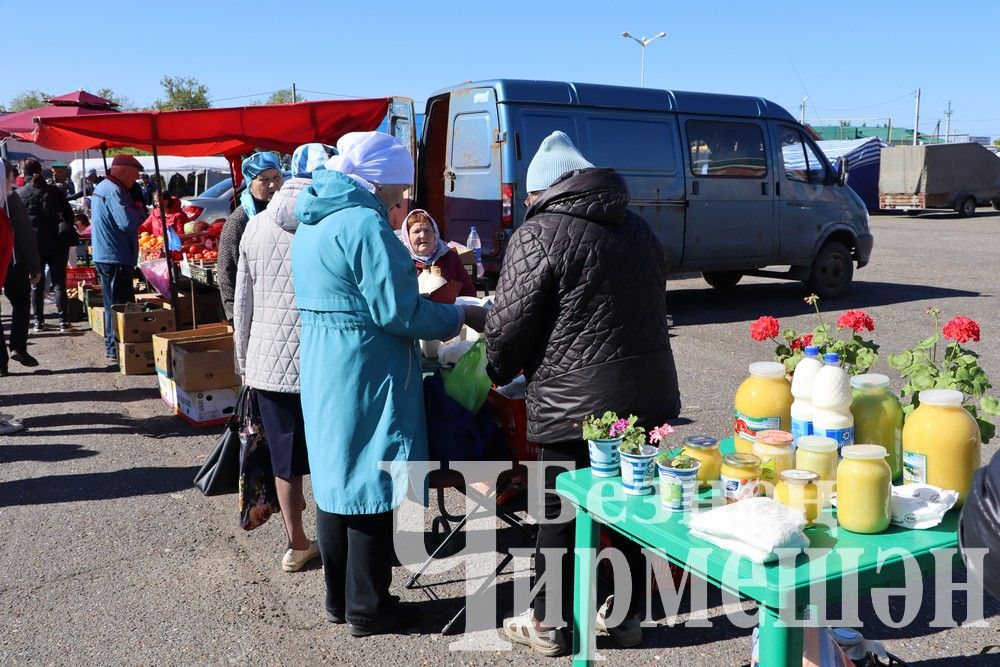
left=69, top=154, right=232, bottom=195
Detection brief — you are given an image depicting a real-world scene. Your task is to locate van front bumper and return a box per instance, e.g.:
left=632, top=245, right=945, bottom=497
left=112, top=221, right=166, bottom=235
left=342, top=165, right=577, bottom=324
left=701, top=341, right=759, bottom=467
left=855, top=232, right=874, bottom=268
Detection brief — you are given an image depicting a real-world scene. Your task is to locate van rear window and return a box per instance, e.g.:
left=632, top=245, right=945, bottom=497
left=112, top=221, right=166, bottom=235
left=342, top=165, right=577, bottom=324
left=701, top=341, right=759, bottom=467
left=686, top=120, right=767, bottom=178
left=586, top=117, right=676, bottom=173
left=451, top=112, right=493, bottom=169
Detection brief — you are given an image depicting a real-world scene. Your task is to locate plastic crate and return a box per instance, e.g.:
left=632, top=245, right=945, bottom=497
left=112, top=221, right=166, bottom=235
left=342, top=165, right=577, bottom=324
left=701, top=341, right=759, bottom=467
left=66, top=266, right=98, bottom=285
left=485, top=389, right=536, bottom=462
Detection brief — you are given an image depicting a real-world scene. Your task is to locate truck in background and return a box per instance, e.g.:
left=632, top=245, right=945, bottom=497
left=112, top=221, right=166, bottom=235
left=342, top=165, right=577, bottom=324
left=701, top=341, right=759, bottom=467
left=878, top=143, right=1000, bottom=216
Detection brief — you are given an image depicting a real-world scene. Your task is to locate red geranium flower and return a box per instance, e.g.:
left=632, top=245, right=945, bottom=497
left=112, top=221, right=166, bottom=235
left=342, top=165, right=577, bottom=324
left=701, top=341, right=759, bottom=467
left=791, top=333, right=814, bottom=351
left=942, top=316, right=981, bottom=343
left=836, top=309, right=875, bottom=333
left=750, top=316, right=780, bottom=341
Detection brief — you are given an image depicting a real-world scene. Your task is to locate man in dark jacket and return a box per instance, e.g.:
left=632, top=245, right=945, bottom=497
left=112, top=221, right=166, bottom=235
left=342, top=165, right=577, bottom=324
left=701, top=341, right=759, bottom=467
left=487, top=131, right=681, bottom=656
left=2, top=160, right=42, bottom=373
left=17, top=159, right=76, bottom=332
left=959, top=449, right=1000, bottom=600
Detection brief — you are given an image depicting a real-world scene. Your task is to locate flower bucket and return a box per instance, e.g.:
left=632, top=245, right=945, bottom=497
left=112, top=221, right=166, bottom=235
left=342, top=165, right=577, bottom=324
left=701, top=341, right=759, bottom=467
left=619, top=445, right=659, bottom=495
left=588, top=438, right=622, bottom=478
left=657, top=456, right=702, bottom=512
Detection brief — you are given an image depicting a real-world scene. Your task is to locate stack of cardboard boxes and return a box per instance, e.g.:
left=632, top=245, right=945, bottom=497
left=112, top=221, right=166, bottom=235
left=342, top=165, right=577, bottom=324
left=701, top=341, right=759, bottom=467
left=112, top=302, right=177, bottom=374
left=153, top=325, right=239, bottom=428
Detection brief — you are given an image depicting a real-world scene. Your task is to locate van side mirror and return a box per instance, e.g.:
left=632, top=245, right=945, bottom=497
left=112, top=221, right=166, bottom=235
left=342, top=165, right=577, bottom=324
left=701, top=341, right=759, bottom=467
left=835, top=156, right=850, bottom=186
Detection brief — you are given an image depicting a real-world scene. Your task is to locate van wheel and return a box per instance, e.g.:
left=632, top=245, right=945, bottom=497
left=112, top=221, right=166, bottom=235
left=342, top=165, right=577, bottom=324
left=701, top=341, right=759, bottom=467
left=957, top=197, right=977, bottom=217
left=703, top=271, right=742, bottom=290
left=992, top=199, right=1000, bottom=211
left=807, top=241, right=853, bottom=299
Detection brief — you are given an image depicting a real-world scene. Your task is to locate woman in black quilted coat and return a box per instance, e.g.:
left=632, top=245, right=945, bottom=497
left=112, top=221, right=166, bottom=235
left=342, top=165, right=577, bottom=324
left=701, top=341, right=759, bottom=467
left=486, top=132, right=680, bottom=656
left=959, top=449, right=1000, bottom=600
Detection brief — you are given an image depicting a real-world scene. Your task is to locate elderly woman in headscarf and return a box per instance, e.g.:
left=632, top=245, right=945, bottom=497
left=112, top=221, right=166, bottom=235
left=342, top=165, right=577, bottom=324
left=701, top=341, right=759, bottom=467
left=233, top=144, right=335, bottom=575
left=217, top=152, right=284, bottom=322
left=398, top=209, right=476, bottom=298
left=292, top=132, right=487, bottom=637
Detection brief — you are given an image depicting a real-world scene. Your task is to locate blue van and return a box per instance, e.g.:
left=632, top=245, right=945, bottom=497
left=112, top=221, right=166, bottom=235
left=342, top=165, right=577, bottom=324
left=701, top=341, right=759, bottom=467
left=411, top=79, right=873, bottom=297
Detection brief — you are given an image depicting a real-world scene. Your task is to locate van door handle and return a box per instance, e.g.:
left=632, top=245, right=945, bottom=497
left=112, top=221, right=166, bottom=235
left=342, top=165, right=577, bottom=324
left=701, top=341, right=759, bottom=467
left=775, top=182, right=781, bottom=197
left=691, top=180, right=699, bottom=196
left=761, top=182, right=768, bottom=196
left=444, top=169, right=456, bottom=193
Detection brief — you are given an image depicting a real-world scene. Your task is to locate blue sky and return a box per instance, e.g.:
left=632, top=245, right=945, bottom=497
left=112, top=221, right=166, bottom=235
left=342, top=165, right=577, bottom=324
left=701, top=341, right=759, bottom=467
left=4, top=0, right=999, bottom=139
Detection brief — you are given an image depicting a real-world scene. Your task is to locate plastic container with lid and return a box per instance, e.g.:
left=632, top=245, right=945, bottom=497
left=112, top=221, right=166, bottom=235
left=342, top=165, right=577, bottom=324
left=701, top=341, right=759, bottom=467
left=795, top=435, right=839, bottom=506
left=810, top=352, right=854, bottom=450
left=790, top=345, right=822, bottom=439
left=720, top=453, right=762, bottom=504
left=851, top=373, right=904, bottom=481
left=902, top=389, right=981, bottom=507
left=836, top=445, right=891, bottom=534
left=734, top=361, right=792, bottom=454
left=681, top=436, right=722, bottom=489
left=752, top=430, right=795, bottom=491
left=775, top=469, right=820, bottom=523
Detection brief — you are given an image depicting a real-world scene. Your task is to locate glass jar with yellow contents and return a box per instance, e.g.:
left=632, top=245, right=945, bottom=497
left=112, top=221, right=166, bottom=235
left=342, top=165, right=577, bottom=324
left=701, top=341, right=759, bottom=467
left=752, top=430, right=795, bottom=493
left=775, top=469, right=821, bottom=523
left=733, top=362, right=793, bottom=454
left=720, top=453, right=761, bottom=504
left=681, top=436, right=722, bottom=489
left=795, top=435, right=839, bottom=506
left=836, top=445, right=891, bottom=534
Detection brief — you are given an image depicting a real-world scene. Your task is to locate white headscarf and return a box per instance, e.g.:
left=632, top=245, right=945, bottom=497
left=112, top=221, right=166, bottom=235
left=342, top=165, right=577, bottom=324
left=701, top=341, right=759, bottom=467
left=325, top=131, right=413, bottom=193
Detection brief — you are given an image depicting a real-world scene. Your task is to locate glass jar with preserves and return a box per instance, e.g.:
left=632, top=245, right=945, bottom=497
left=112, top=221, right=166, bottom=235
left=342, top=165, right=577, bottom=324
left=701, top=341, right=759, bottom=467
left=734, top=362, right=793, bottom=454
left=795, top=435, right=839, bottom=507
left=901, top=389, right=981, bottom=507
left=775, top=469, right=820, bottom=523
left=681, top=436, right=722, bottom=489
left=850, top=373, right=904, bottom=481
left=837, top=445, right=891, bottom=534
left=720, top=453, right=762, bottom=504
left=752, top=429, right=795, bottom=492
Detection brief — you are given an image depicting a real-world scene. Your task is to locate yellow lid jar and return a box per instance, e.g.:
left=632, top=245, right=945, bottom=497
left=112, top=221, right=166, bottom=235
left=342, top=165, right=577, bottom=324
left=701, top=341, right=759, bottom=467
left=752, top=429, right=795, bottom=492
left=836, top=445, right=891, bottom=534
left=795, top=435, right=839, bottom=506
left=681, top=436, right=722, bottom=489
left=901, top=389, right=981, bottom=507
left=734, top=362, right=792, bottom=454
left=720, top=453, right=761, bottom=504
left=775, top=469, right=820, bottom=523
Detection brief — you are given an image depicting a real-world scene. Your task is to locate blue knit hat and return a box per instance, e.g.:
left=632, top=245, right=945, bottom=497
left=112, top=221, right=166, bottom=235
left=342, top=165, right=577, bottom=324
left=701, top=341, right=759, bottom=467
left=290, top=143, right=336, bottom=178
left=525, top=131, right=594, bottom=192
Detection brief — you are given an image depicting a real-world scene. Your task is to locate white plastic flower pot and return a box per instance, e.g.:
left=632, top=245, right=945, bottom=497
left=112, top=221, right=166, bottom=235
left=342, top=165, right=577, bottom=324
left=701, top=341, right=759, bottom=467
left=657, top=457, right=702, bottom=512
left=588, top=438, right=622, bottom=478
left=619, top=444, right=659, bottom=495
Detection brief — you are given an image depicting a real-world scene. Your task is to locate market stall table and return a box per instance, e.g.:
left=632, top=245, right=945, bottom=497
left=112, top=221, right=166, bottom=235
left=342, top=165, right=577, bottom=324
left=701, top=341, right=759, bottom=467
left=556, top=437, right=960, bottom=666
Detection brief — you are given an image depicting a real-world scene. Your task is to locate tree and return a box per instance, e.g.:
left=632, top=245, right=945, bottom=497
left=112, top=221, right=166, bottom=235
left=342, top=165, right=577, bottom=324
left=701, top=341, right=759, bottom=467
left=993, top=138, right=1000, bottom=148
left=266, top=89, right=295, bottom=105
left=96, top=87, right=137, bottom=111
left=8, top=89, right=51, bottom=111
left=154, top=76, right=210, bottom=111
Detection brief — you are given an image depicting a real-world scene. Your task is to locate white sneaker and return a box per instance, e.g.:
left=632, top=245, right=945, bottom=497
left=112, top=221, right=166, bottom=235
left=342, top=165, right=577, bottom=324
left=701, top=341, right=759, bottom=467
left=281, top=541, right=319, bottom=572
left=596, top=595, right=643, bottom=648
left=503, top=609, right=568, bottom=657
left=0, top=418, right=26, bottom=435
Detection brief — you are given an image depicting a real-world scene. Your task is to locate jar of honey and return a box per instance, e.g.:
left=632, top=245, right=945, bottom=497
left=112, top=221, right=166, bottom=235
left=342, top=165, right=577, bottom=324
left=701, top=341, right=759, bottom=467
left=752, top=429, right=795, bottom=493
left=837, top=445, right=891, bottom=534
left=775, top=469, right=820, bottom=523
left=720, top=453, right=762, bottom=504
left=681, top=436, right=722, bottom=489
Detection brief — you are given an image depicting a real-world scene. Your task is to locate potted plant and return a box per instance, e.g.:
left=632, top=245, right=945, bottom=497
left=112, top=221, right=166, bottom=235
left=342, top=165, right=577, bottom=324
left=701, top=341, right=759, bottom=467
left=618, top=420, right=673, bottom=496
left=656, top=453, right=702, bottom=512
left=582, top=411, right=624, bottom=478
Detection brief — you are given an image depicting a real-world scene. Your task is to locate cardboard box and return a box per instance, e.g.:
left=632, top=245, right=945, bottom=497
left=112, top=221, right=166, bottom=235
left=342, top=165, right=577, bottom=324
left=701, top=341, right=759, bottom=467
left=90, top=306, right=105, bottom=337
left=118, top=342, right=156, bottom=375
left=166, top=291, right=224, bottom=329
left=175, top=384, right=239, bottom=428
left=112, top=303, right=176, bottom=343
left=157, top=371, right=178, bottom=412
left=80, top=283, right=103, bottom=309
left=152, top=325, right=232, bottom=377
left=171, top=336, right=240, bottom=392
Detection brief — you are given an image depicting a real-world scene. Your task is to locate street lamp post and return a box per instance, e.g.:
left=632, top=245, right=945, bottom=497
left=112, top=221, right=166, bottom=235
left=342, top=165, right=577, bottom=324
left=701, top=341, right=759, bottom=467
left=622, top=31, right=667, bottom=87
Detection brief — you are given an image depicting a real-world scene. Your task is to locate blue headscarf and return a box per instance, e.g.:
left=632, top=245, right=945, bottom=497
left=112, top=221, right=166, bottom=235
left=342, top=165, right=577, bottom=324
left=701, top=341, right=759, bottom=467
left=239, top=152, right=282, bottom=216
left=290, top=143, right=336, bottom=178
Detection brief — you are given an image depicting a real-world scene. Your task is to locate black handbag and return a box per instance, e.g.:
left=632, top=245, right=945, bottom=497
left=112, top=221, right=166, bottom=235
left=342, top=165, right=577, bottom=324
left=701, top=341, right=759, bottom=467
left=192, top=386, right=252, bottom=496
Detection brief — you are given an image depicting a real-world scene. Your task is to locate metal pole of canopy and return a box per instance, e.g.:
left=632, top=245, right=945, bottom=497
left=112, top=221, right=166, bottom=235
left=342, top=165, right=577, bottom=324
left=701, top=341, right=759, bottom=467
left=100, top=144, right=109, bottom=175
left=151, top=145, right=179, bottom=314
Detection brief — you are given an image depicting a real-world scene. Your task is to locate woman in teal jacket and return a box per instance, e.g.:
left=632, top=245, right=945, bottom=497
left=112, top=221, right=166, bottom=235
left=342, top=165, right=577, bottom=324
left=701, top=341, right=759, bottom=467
left=292, top=132, right=485, bottom=636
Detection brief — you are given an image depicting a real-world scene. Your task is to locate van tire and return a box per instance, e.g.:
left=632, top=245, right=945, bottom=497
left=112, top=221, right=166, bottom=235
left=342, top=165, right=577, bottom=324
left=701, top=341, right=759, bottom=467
left=957, top=197, right=977, bottom=218
left=703, top=271, right=742, bottom=290
left=807, top=241, right=853, bottom=299
left=992, top=199, right=1000, bottom=211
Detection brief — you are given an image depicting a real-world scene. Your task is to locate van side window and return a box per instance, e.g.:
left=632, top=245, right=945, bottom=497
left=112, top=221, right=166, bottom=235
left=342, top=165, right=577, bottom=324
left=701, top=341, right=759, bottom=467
left=451, top=112, right=493, bottom=168
left=779, top=126, right=827, bottom=184
left=587, top=117, right=676, bottom=173
left=686, top=120, right=767, bottom=178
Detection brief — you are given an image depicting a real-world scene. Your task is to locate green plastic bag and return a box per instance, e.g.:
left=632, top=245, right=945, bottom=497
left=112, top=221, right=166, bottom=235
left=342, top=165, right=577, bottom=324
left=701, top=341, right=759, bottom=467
left=443, top=339, right=491, bottom=414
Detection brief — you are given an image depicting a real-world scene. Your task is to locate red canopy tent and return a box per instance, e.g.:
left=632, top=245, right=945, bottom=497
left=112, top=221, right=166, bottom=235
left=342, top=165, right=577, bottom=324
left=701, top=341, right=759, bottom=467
left=0, top=89, right=118, bottom=136
left=28, top=97, right=392, bottom=312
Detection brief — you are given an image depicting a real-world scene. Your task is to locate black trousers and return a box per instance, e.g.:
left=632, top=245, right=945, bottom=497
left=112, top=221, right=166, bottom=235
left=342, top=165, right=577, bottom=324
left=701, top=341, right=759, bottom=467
left=31, top=250, right=69, bottom=325
left=315, top=507, right=394, bottom=625
left=1, top=262, right=32, bottom=363
left=531, top=440, right=647, bottom=628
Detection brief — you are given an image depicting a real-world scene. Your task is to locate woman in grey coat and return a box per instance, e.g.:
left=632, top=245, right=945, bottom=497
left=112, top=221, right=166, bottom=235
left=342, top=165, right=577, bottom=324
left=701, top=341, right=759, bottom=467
left=233, top=144, right=333, bottom=573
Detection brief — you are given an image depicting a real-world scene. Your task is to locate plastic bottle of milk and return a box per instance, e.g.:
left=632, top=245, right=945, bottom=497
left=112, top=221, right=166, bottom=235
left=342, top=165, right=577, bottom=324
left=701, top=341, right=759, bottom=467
left=790, top=345, right=823, bottom=441
left=811, top=352, right=855, bottom=452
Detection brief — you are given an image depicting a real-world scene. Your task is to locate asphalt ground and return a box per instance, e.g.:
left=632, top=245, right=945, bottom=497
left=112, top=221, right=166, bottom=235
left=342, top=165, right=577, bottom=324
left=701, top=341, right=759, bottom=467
left=1, top=211, right=999, bottom=666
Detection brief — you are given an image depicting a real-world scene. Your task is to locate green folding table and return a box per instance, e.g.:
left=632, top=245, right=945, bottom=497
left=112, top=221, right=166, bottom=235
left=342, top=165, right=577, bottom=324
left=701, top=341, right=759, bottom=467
left=555, top=437, right=960, bottom=666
